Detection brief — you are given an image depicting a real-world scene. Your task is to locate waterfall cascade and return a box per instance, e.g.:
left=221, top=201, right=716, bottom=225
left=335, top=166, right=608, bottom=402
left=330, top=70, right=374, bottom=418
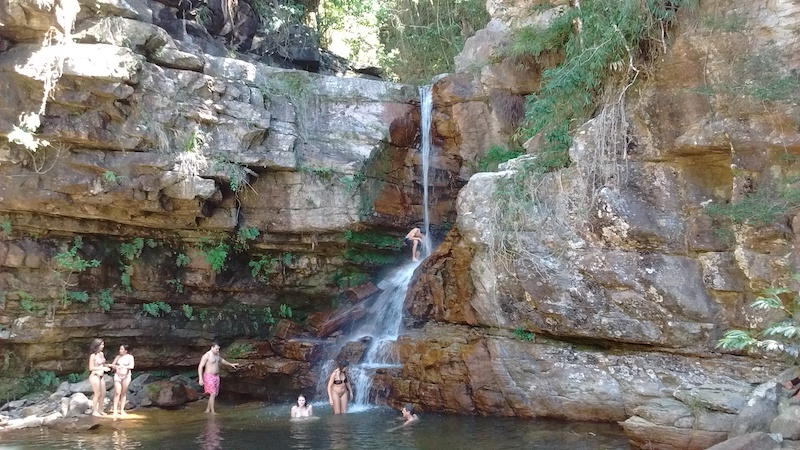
left=315, top=86, right=434, bottom=410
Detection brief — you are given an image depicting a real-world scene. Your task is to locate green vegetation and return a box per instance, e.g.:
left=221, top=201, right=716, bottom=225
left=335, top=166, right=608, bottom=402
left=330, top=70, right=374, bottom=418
left=119, top=238, right=144, bottom=293
left=705, top=179, right=800, bottom=227
left=181, top=304, right=194, bottom=319
left=198, top=238, right=230, bottom=273
left=234, top=226, right=261, bottom=251
left=478, top=145, right=526, bottom=172
left=341, top=173, right=367, bottom=195
left=168, top=278, right=185, bottom=293
left=249, top=254, right=277, bottom=283
left=279, top=303, right=293, bottom=319
left=717, top=275, right=800, bottom=359
left=226, top=342, right=255, bottom=359
left=374, top=0, right=489, bottom=83
left=16, top=291, right=37, bottom=314
left=98, top=289, right=114, bottom=312
left=212, top=158, right=254, bottom=194
left=513, top=326, right=535, bottom=342
left=0, top=219, right=11, bottom=235
left=345, top=230, right=403, bottom=250
left=176, top=253, right=191, bottom=267
left=332, top=269, right=370, bottom=288
left=66, top=370, right=87, bottom=383
left=143, top=301, right=172, bottom=317
left=301, top=166, right=337, bottom=182
left=259, top=74, right=313, bottom=140
left=262, top=306, right=276, bottom=325
left=54, top=237, right=101, bottom=306
left=700, top=46, right=800, bottom=103
left=65, top=291, right=89, bottom=304
left=506, top=0, right=695, bottom=171
left=103, top=170, right=121, bottom=187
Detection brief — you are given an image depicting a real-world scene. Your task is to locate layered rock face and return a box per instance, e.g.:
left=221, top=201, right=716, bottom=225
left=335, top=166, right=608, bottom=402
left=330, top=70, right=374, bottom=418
left=377, top=0, right=800, bottom=448
left=0, top=0, right=467, bottom=396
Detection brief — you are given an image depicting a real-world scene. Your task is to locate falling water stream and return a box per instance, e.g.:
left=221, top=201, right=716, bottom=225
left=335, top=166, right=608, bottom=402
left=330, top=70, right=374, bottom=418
left=317, top=86, right=436, bottom=409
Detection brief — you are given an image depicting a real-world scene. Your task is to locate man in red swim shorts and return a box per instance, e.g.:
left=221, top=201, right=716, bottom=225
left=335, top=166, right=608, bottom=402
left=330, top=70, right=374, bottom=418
left=197, top=341, right=239, bottom=414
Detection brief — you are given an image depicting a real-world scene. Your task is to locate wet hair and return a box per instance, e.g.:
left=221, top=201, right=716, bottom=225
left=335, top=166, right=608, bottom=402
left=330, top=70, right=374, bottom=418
left=90, top=338, right=104, bottom=354
left=120, top=344, right=130, bottom=352
left=404, top=403, right=415, bottom=414
left=338, top=360, right=349, bottom=368
left=297, top=394, right=307, bottom=406
left=211, top=341, right=220, bottom=348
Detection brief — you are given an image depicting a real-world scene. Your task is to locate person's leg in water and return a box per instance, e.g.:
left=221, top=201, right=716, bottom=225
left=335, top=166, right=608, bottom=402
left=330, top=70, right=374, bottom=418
left=333, top=388, right=348, bottom=414
left=112, top=374, right=122, bottom=417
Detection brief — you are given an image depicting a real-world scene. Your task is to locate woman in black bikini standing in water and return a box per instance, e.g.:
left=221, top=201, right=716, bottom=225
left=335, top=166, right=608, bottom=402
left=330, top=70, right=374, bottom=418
left=327, top=360, right=354, bottom=414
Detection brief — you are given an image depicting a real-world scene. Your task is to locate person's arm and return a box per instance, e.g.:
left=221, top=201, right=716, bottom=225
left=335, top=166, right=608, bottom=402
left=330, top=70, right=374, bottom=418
left=221, top=357, right=239, bottom=369
left=128, top=355, right=135, bottom=371
left=403, top=415, right=419, bottom=427
left=198, top=353, right=208, bottom=385
left=327, top=371, right=335, bottom=404
left=109, top=355, right=120, bottom=370
left=308, top=404, right=313, bottom=416
left=88, top=354, right=96, bottom=372
left=346, top=377, right=354, bottom=399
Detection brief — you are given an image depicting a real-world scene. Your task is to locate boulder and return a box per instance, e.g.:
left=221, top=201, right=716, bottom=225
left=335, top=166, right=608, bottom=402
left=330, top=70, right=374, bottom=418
left=145, top=380, right=189, bottom=408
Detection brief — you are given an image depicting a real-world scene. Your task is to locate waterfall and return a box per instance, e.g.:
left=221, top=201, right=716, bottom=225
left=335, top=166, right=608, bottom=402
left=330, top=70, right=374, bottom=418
left=419, top=85, right=433, bottom=257
left=316, top=86, right=434, bottom=410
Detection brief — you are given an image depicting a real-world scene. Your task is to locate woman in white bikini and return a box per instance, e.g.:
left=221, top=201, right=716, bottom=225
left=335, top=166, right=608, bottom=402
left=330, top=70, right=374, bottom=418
left=326, top=360, right=354, bottom=414
left=290, top=394, right=313, bottom=418
left=87, top=338, right=110, bottom=417
left=109, top=344, right=135, bottom=419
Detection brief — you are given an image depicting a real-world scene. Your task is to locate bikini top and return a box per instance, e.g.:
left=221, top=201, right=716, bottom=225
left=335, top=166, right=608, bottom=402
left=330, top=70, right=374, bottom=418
left=333, top=370, right=347, bottom=384
left=94, top=352, right=106, bottom=366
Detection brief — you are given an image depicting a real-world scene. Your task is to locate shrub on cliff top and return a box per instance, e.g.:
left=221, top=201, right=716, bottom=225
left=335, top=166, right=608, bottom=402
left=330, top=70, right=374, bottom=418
left=506, top=0, right=696, bottom=172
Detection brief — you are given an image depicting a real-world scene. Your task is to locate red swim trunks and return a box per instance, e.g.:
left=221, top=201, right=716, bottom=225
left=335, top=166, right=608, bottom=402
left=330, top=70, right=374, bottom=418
left=203, top=373, right=220, bottom=395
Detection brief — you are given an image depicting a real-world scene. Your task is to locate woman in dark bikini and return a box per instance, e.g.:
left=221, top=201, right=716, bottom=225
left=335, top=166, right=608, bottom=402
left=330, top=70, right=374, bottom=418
left=327, top=360, right=354, bottom=414
left=88, top=338, right=110, bottom=417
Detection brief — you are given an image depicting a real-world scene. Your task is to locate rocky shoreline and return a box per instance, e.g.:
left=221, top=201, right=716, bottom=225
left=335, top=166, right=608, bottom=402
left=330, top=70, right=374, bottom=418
left=0, top=373, right=201, bottom=432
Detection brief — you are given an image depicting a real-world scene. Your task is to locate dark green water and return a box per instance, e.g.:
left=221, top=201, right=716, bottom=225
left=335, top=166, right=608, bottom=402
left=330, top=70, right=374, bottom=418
left=0, top=401, right=631, bottom=449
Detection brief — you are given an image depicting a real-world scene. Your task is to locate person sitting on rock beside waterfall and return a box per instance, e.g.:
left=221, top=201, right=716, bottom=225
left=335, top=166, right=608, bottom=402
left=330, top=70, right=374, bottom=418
left=198, top=341, right=239, bottom=414
left=88, top=338, right=111, bottom=417
left=327, top=360, right=354, bottom=414
left=290, top=394, right=314, bottom=418
left=405, top=227, right=424, bottom=262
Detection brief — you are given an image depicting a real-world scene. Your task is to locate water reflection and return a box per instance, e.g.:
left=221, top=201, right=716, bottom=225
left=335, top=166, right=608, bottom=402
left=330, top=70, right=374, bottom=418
left=0, top=403, right=631, bottom=450
left=195, top=416, right=223, bottom=450
left=327, top=415, right=352, bottom=450
left=289, top=417, right=316, bottom=449
left=111, top=429, right=138, bottom=449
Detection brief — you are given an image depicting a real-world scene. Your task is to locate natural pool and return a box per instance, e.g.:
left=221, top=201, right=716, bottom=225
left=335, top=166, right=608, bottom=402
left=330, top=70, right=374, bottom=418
left=0, top=401, right=631, bottom=449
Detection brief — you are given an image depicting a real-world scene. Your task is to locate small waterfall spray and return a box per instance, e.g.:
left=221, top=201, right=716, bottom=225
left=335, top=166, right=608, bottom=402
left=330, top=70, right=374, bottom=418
left=317, top=86, right=434, bottom=410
